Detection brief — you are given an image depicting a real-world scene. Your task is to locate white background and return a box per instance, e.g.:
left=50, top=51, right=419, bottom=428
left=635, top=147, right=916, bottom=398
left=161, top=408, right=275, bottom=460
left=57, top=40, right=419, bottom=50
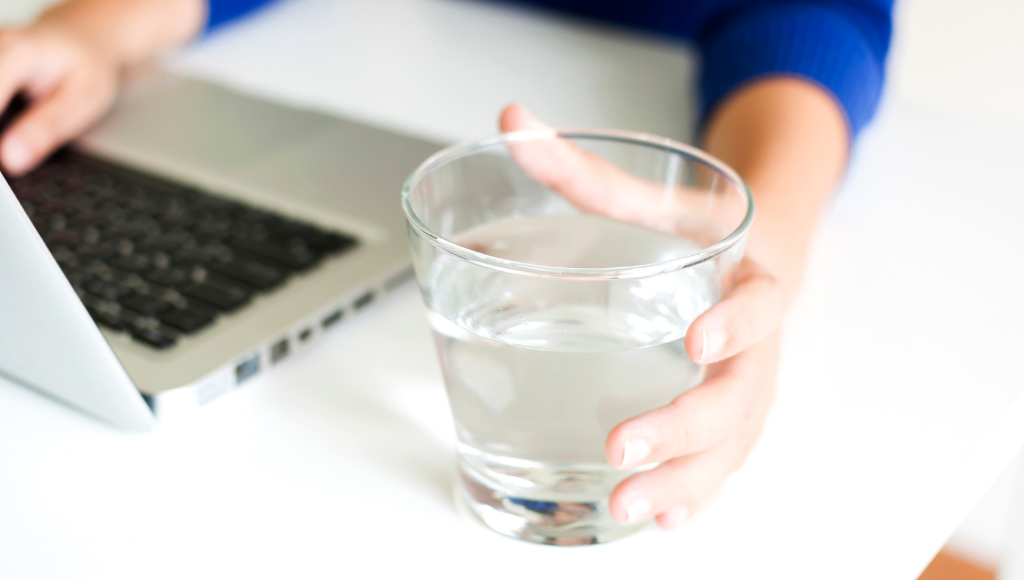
left=889, top=0, right=1024, bottom=568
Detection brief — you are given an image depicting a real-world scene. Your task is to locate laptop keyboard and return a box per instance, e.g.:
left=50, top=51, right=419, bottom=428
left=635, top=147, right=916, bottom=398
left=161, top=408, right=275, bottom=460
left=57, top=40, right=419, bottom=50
left=5, top=151, right=358, bottom=350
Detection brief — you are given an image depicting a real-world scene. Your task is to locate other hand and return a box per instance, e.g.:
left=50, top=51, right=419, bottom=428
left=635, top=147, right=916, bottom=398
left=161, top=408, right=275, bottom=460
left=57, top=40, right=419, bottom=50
left=0, top=17, right=120, bottom=175
left=499, top=104, right=783, bottom=530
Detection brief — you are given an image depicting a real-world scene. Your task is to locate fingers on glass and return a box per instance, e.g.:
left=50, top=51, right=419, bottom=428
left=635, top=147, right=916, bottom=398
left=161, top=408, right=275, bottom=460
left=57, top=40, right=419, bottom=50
left=606, top=336, right=778, bottom=528
left=685, top=261, right=783, bottom=365
left=498, top=104, right=695, bottom=230
left=606, top=361, right=761, bottom=469
left=608, top=434, right=757, bottom=526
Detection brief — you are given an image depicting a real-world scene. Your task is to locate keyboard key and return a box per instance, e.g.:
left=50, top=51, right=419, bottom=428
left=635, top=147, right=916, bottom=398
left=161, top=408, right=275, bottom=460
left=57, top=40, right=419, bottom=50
left=144, top=267, right=192, bottom=288
left=103, top=218, right=158, bottom=240
left=191, top=216, right=233, bottom=239
left=226, top=238, right=317, bottom=271
left=166, top=297, right=217, bottom=320
left=130, top=328, right=176, bottom=350
left=238, top=208, right=281, bottom=224
left=159, top=308, right=214, bottom=334
left=80, top=226, right=101, bottom=245
left=51, top=246, right=79, bottom=267
left=109, top=254, right=152, bottom=273
left=139, top=230, right=195, bottom=252
left=84, top=279, right=133, bottom=301
left=43, top=230, right=80, bottom=247
left=86, top=306, right=128, bottom=331
left=40, top=198, right=72, bottom=214
left=69, top=210, right=104, bottom=227
left=60, top=266, right=94, bottom=288
left=182, top=281, right=251, bottom=312
left=207, top=259, right=287, bottom=290
left=309, top=232, right=358, bottom=254
left=116, top=307, right=145, bottom=328
left=124, top=194, right=165, bottom=216
left=172, top=246, right=219, bottom=266
left=119, top=294, right=172, bottom=317
left=193, top=195, right=244, bottom=215
left=76, top=242, right=116, bottom=260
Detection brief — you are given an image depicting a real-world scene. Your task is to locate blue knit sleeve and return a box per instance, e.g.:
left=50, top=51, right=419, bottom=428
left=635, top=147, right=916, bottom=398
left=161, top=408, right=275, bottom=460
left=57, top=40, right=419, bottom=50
left=205, top=0, right=276, bottom=31
left=698, top=1, right=893, bottom=136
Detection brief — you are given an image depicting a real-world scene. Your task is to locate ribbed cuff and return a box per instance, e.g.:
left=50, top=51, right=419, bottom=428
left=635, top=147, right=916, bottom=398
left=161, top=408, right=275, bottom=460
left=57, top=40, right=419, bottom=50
left=699, top=3, right=886, bottom=137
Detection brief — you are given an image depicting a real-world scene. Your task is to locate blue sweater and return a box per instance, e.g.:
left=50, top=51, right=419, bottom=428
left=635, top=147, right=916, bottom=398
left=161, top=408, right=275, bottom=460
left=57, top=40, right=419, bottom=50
left=205, top=0, right=893, bottom=136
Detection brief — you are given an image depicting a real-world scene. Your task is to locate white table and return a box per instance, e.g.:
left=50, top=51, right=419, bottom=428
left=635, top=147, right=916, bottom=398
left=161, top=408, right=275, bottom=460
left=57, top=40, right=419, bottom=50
left=2, top=1, right=1023, bottom=578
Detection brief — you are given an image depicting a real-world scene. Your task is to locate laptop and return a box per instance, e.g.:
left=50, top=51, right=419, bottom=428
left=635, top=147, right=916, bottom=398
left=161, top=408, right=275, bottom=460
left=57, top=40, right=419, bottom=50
left=0, top=72, right=441, bottom=430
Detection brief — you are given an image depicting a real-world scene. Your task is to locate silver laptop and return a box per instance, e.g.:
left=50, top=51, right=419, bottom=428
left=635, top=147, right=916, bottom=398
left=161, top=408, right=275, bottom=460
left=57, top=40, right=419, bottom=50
left=0, top=72, right=441, bottom=430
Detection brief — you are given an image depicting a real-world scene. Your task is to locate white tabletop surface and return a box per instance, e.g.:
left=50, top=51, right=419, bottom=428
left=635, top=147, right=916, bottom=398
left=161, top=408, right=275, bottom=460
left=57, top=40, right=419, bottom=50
left=2, top=1, right=1024, bottom=578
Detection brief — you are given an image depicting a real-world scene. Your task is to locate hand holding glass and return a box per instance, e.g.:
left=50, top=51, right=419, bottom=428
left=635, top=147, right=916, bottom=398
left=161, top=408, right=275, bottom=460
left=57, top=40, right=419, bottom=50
left=403, top=108, right=759, bottom=544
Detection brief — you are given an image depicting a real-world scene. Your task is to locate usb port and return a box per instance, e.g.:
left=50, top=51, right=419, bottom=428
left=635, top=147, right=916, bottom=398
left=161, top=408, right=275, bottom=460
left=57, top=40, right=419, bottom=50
left=322, top=309, right=343, bottom=329
left=353, top=291, right=375, bottom=310
left=235, top=354, right=260, bottom=385
left=298, top=328, right=313, bottom=343
left=270, top=338, right=289, bottom=364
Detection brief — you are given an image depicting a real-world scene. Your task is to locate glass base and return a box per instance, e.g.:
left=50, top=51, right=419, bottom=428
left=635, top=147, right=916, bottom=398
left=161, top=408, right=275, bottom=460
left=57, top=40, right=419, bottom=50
left=455, top=468, right=647, bottom=546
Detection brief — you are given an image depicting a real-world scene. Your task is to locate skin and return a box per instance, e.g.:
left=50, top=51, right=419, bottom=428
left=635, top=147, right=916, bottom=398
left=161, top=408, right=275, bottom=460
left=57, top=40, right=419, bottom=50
left=0, top=0, right=849, bottom=531
left=0, top=0, right=204, bottom=175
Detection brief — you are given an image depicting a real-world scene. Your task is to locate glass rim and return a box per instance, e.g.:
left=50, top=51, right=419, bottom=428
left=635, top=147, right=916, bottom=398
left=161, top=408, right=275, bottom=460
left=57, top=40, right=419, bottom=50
left=401, top=128, right=754, bottom=280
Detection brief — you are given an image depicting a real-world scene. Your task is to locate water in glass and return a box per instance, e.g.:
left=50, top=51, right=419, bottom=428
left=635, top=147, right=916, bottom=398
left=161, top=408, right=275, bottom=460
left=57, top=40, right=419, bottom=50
left=427, top=213, right=718, bottom=543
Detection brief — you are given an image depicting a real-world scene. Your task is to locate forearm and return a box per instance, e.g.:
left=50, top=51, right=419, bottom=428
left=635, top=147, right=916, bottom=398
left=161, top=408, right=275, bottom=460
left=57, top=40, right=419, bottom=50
left=35, top=0, right=205, bottom=64
left=702, top=77, right=849, bottom=307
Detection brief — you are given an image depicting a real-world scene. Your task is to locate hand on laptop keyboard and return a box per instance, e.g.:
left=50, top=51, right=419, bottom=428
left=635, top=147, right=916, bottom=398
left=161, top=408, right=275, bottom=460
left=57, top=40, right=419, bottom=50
left=0, top=0, right=205, bottom=176
left=8, top=151, right=358, bottom=350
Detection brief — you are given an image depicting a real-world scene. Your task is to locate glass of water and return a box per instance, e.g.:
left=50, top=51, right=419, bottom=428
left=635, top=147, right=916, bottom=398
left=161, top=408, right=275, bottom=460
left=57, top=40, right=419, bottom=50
left=401, top=128, right=753, bottom=545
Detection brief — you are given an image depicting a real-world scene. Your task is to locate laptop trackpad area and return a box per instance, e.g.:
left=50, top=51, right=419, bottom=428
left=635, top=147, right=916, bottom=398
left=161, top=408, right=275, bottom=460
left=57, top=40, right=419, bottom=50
left=231, top=119, right=441, bottom=223
left=83, top=74, right=441, bottom=224
left=87, top=75, right=326, bottom=169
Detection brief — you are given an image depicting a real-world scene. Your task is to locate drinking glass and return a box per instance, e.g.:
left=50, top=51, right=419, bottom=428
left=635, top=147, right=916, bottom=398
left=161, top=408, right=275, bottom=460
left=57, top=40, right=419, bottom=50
left=402, top=128, right=753, bottom=545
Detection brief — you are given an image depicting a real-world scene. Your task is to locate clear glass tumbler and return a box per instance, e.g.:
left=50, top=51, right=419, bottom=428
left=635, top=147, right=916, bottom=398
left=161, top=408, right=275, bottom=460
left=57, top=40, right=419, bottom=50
left=402, top=128, right=753, bottom=545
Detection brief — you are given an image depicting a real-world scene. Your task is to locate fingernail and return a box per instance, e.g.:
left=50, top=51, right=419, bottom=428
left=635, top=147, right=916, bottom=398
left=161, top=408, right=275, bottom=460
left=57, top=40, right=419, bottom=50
left=661, top=505, right=690, bottom=530
left=620, top=437, right=651, bottom=468
left=626, top=498, right=651, bottom=524
left=2, top=137, right=32, bottom=174
left=700, top=329, right=726, bottom=363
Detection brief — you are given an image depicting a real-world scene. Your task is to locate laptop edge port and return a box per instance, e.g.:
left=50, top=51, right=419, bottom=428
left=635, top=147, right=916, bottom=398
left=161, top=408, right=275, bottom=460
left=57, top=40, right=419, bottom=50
left=353, top=291, right=375, bottom=310
left=235, top=353, right=260, bottom=385
left=298, top=328, right=313, bottom=343
left=322, top=309, right=343, bottom=329
left=270, top=338, right=290, bottom=364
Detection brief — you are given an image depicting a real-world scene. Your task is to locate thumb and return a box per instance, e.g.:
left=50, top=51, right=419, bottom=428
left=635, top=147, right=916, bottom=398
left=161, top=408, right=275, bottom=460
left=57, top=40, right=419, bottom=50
left=499, top=103, right=547, bottom=132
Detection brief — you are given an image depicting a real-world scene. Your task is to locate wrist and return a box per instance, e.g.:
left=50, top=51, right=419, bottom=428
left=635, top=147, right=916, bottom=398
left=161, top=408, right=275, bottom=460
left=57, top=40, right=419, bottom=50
left=36, top=0, right=205, bottom=65
left=703, top=77, right=849, bottom=307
